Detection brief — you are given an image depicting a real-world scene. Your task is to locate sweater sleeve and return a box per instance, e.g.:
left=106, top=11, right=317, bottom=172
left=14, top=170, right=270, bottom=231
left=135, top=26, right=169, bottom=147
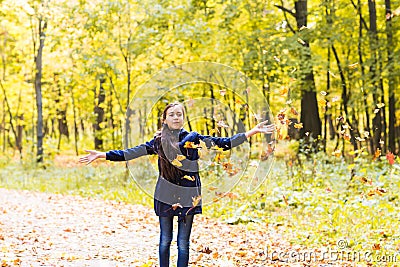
left=197, top=132, right=247, bottom=151
left=105, top=138, right=156, bottom=161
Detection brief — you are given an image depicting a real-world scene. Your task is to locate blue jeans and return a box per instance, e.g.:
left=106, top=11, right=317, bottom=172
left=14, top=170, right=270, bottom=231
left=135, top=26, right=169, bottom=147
left=159, top=215, right=194, bottom=267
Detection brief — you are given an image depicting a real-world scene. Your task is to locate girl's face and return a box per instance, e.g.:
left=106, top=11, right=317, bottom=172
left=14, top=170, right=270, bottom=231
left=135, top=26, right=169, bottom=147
left=164, top=105, right=184, bottom=130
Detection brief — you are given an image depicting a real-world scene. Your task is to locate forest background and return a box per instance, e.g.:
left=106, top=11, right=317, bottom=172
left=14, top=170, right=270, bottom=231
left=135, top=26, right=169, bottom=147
left=1, top=0, right=400, bottom=265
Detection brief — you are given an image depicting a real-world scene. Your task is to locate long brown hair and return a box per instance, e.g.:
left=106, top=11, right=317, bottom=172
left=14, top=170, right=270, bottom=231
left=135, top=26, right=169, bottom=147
left=155, top=102, right=185, bottom=184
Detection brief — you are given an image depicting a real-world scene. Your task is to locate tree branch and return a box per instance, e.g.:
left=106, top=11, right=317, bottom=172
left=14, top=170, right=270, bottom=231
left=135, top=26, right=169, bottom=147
left=350, top=0, right=369, bottom=31
left=274, top=4, right=296, bottom=18
left=275, top=2, right=296, bottom=34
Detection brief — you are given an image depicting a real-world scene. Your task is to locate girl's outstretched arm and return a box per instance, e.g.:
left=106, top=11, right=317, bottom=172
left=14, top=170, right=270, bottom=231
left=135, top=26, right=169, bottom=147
left=79, top=150, right=106, bottom=165
left=245, top=120, right=276, bottom=138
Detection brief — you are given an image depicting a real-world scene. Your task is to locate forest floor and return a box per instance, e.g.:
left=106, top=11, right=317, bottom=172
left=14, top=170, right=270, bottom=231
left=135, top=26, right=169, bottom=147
left=0, top=188, right=369, bottom=267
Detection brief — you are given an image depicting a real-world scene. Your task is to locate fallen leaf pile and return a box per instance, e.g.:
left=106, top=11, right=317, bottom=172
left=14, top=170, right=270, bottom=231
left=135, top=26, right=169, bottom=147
left=0, top=188, right=358, bottom=267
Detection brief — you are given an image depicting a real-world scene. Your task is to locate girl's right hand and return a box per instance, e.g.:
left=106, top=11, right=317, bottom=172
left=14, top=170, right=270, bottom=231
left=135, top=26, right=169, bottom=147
left=79, top=150, right=106, bottom=165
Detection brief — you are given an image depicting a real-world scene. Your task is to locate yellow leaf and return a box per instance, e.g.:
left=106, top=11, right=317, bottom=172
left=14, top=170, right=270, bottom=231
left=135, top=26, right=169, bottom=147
left=172, top=203, right=183, bottom=210
left=214, top=153, right=225, bottom=162
left=184, top=141, right=197, bottom=149
left=217, top=120, right=229, bottom=128
left=172, top=159, right=182, bottom=167
left=318, top=99, right=327, bottom=106
left=297, top=38, right=306, bottom=45
left=176, top=154, right=186, bottom=161
left=348, top=62, right=359, bottom=69
left=279, top=87, right=288, bottom=96
left=182, top=175, right=195, bottom=181
left=377, top=103, right=385, bottom=108
left=294, top=123, right=303, bottom=129
left=192, top=195, right=202, bottom=207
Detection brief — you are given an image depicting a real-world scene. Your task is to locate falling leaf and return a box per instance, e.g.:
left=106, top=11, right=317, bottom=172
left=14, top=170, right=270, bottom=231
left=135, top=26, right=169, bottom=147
left=171, top=159, right=182, bottom=167
left=184, top=141, right=198, bottom=149
left=332, top=150, right=341, bottom=157
left=262, top=49, right=267, bottom=54
left=320, top=91, right=327, bottom=96
left=280, top=87, right=288, bottom=96
left=348, top=62, right=359, bottom=69
left=192, top=195, right=202, bottom=207
left=379, top=139, right=384, bottom=145
left=283, top=195, right=289, bottom=205
left=374, top=109, right=380, bottom=113
left=209, top=128, right=219, bottom=135
left=172, top=203, right=183, bottom=210
left=328, top=70, right=336, bottom=77
left=294, top=123, right=303, bottom=129
left=386, top=152, right=395, bottom=165
left=219, top=89, right=226, bottom=96
left=208, top=186, right=218, bottom=191
left=373, top=148, right=381, bottom=161
left=214, top=152, right=225, bottom=162
left=273, top=56, right=280, bottom=62
left=217, top=120, right=230, bottom=128
left=286, top=99, right=292, bottom=105
left=182, top=175, right=195, bottom=181
left=332, top=96, right=340, bottom=102
left=355, top=137, right=365, bottom=142
left=343, top=133, right=351, bottom=141
left=297, top=38, right=306, bottom=45
left=377, top=103, right=385, bottom=108
left=318, top=99, right=327, bottom=106
left=305, top=132, right=310, bottom=136
left=299, top=25, right=308, bottom=31
left=211, top=145, right=223, bottom=151
left=176, top=154, right=186, bottom=161
left=252, top=113, right=263, bottom=122
left=291, top=68, right=297, bottom=73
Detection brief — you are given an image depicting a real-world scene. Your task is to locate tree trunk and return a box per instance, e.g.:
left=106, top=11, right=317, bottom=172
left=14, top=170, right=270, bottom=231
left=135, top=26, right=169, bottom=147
left=295, top=0, right=322, bottom=143
left=69, top=85, right=79, bottom=155
left=358, top=0, right=373, bottom=153
left=386, top=0, right=397, bottom=154
left=2, top=98, right=5, bottom=152
left=94, top=75, right=106, bottom=150
left=34, top=19, right=47, bottom=162
left=368, top=0, right=382, bottom=153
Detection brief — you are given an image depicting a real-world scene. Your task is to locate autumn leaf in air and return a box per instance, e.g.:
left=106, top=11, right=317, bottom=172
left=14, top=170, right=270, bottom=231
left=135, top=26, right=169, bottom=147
left=348, top=62, right=359, bottom=69
left=373, top=148, right=381, bottom=161
left=279, top=87, right=288, bottom=96
left=217, top=120, right=229, bottom=128
left=386, top=152, right=395, bottom=165
left=184, top=141, right=198, bottom=149
left=294, top=122, right=303, bottom=129
left=171, top=159, right=182, bottom=167
left=182, top=175, right=195, bottom=182
left=176, top=154, right=186, bottom=161
left=290, top=107, right=298, bottom=116
left=172, top=203, right=183, bottom=210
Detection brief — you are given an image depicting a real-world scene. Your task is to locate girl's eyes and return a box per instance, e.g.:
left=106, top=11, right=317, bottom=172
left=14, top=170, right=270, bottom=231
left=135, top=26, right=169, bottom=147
left=168, top=113, right=182, bottom=117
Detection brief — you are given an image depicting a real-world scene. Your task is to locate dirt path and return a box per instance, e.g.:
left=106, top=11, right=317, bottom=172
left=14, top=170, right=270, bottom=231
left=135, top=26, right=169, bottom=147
left=0, top=188, right=354, bottom=267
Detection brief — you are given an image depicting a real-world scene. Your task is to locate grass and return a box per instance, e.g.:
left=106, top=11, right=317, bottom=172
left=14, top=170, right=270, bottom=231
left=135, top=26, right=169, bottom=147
left=1, top=145, right=400, bottom=258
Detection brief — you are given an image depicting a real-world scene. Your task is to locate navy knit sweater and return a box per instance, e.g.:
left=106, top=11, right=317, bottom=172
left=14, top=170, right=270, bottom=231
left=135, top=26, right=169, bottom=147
left=106, top=128, right=247, bottom=219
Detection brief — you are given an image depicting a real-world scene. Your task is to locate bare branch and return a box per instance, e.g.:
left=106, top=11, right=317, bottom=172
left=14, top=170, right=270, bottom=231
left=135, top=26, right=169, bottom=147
left=274, top=4, right=296, bottom=18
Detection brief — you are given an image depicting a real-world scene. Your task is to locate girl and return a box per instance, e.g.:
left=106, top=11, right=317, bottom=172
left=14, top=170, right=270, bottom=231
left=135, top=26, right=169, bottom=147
left=79, top=102, right=275, bottom=267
